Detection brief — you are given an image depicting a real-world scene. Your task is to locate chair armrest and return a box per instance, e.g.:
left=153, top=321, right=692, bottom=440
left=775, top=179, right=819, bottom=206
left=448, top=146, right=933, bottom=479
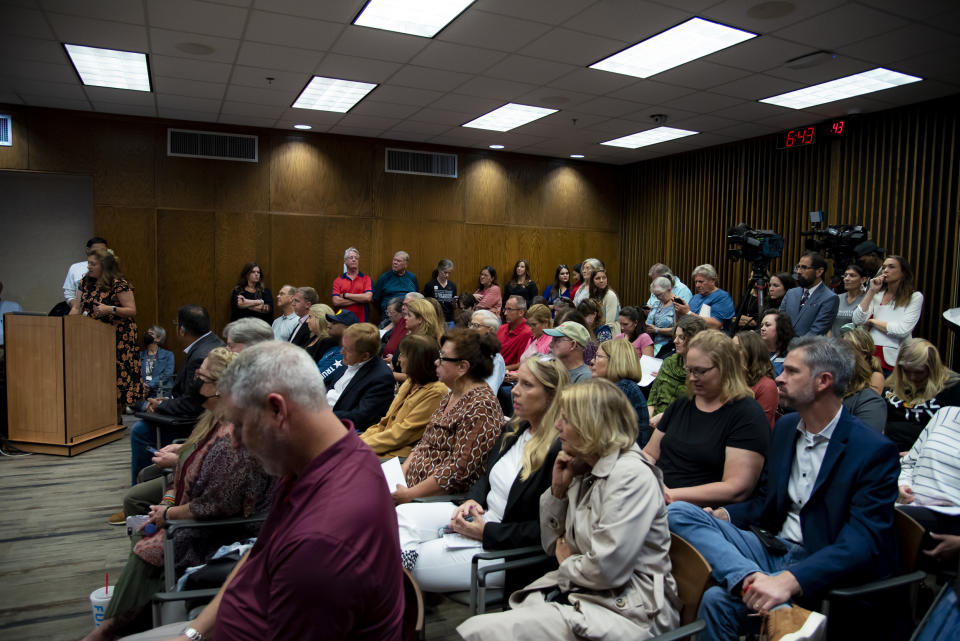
left=134, top=411, right=195, bottom=427
left=476, top=553, right=550, bottom=586
left=827, top=570, right=926, bottom=599
left=165, top=514, right=267, bottom=536
left=153, top=588, right=220, bottom=603
left=650, top=620, right=706, bottom=641
left=410, top=494, right=467, bottom=504
left=471, top=545, right=544, bottom=563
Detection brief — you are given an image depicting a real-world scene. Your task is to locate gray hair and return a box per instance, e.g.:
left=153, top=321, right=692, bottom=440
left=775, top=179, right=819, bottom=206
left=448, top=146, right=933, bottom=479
left=149, top=325, right=167, bottom=345
left=507, top=295, right=527, bottom=311
left=223, top=318, right=274, bottom=346
left=472, top=309, right=500, bottom=330
left=343, top=246, right=359, bottom=260
left=387, top=297, right=404, bottom=314
left=583, top=258, right=604, bottom=271
left=404, top=291, right=424, bottom=302
left=394, top=250, right=410, bottom=262
left=219, top=341, right=327, bottom=412
left=788, top=336, right=854, bottom=397
left=648, top=263, right=675, bottom=284
left=437, top=258, right=454, bottom=271
left=280, top=284, right=295, bottom=295
left=692, top=264, right=718, bottom=282
left=650, top=276, right=673, bottom=296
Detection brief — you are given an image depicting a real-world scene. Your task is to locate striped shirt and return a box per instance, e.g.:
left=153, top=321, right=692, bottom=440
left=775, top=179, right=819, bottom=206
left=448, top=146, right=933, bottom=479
left=898, top=406, right=960, bottom=506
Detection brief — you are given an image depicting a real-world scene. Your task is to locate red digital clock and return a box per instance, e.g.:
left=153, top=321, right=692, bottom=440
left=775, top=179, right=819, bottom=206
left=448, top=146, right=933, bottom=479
left=776, top=119, right=847, bottom=149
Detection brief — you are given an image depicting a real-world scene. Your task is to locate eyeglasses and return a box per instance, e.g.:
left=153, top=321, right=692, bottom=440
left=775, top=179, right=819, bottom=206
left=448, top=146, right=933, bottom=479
left=468, top=322, right=484, bottom=329
left=504, top=307, right=522, bottom=312
left=684, top=365, right=717, bottom=378
left=438, top=356, right=464, bottom=363
left=795, top=264, right=816, bottom=271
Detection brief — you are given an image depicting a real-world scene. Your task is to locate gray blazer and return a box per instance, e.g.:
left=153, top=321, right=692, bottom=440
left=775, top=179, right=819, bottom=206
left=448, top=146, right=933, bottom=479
left=780, top=284, right=839, bottom=336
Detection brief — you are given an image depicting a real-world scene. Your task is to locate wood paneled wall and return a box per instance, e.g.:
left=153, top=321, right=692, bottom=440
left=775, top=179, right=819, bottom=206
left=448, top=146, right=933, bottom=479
left=621, top=95, right=960, bottom=358
left=0, top=105, right=621, bottom=365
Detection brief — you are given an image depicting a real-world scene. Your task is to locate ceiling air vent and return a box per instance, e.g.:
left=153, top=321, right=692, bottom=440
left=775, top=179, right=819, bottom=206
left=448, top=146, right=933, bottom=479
left=0, top=115, right=11, bottom=146
left=385, top=148, right=457, bottom=178
left=167, top=128, right=258, bottom=162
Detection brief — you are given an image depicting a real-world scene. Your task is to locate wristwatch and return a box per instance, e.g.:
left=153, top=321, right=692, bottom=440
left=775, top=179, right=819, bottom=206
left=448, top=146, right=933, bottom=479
left=112, top=305, right=117, bottom=314
left=182, top=627, right=206, bottom=641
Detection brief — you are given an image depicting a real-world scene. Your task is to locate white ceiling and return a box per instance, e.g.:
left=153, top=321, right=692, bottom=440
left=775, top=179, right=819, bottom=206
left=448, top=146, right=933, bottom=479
left=1, top=0, right=958, bottom=165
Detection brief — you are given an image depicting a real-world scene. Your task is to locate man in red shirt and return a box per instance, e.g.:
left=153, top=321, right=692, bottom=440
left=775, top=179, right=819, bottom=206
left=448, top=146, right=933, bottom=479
left=332, top=246, right=373, bottom=322
left=497, top=295, right=533, bottom=367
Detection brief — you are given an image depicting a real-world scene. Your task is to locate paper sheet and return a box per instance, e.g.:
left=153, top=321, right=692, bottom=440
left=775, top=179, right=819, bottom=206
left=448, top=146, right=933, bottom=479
left=639, top=355, right=662, bottom=387
left=699, top=303, right=712, bottom=319
left=381, top=457, right=407, bottom=491
left=443, top=532, right=484, bottom=550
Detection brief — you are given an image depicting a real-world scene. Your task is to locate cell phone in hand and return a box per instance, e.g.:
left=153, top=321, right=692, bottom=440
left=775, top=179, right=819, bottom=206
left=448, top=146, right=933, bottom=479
left=673, top=297, right=684, bottom=304
left=146, top=446, right=158, bottom=455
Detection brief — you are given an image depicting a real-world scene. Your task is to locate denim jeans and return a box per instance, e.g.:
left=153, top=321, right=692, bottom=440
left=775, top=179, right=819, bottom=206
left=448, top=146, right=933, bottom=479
left=667, top=501, right=809, bottom=641
left=129, top=420, right=183, bottom=485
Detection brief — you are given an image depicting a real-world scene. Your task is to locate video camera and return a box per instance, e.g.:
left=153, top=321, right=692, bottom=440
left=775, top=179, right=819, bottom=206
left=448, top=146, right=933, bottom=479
left=799, top=211, right=869, bottom=276
left=726, top=223, right=785, bottom=265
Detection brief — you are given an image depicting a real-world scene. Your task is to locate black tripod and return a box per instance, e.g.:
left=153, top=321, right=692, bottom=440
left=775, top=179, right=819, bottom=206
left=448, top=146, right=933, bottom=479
left=731, top=262, right=771, bottom=336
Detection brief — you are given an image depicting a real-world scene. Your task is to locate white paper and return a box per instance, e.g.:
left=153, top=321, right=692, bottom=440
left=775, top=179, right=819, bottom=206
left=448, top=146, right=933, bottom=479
left=443, top=532, right=483, bottom=550
left=699, top=303, right=712, bottom=319
left=381, top=457, right=407, bottom=491
left=921, top=505, right=960, bottom=516
left=639, top=355, right=663, bottom=387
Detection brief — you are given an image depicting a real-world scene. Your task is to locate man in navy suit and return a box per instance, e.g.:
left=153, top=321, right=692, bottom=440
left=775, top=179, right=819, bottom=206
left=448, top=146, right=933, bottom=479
left=668, top=336, right=899, bottom=641
left=327, top=322, right=395, bottom=432
left=779, top=252, right=838, bottom=336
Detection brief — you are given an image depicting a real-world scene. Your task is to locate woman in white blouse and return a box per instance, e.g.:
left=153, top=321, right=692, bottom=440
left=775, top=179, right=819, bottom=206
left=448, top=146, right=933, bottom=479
left=852, top=255, right=923, bottom=371
left=395, top=356, right=570, bottom=593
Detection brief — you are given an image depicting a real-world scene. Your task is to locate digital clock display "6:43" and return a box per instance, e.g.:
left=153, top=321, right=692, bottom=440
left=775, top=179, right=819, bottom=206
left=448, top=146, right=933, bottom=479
left=776, top=120, right=846, bottom=149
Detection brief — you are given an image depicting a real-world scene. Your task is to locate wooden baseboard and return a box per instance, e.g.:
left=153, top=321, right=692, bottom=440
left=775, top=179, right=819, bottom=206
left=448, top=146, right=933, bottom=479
left=8, top=425, right=126, bottom=456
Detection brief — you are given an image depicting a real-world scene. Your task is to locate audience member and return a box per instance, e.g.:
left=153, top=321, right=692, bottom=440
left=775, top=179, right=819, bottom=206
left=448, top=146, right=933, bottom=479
left=838, top=330, right=888, bottom=431
left=382, top=291, right=421, bottom=359
left=397, top=356, right=568, bottom=593
left=737, top=272, right=797, bottom=331
left=393, top=329, right=504, bottom=502
left=732, top=331, right=778, bottom=429
left=668, top=336, right=900, bottom=641
left=855, top=240, right=886, bottom=276
left=576, top=298, right=609, bottom=365
left=0, top=280, right=22, bottom=349
left=884, top=338, right=960, bottom=451
left=760, top=310, right=794, bottom=376
left=853, top=255, right=924, bottom=371
left=778, top=252, right=838, bottom=336
left=644, top=330, right=768, bottom=507
left=469, top=310, right=507, bottom=393
left=327, top=323, right=394, bottom=432
left=473, top=265, right=502, bottom=315
left=645, top=278, right=676, bottom=356
left=130, top=305, right=223, bottom=484
left=552, top=295, right=575, bottom=319
left=373, top=250, right=418, bottom=318
left=568, top=262, right=583, bottom=300
left=589, top=268, right=620, bottom=337
left=287, top=286, right=318, bottom=348
left=454, top=292, right=478, bottom=328
left=831, top=264, right=868, bottom=336
left=127, top=341, right=405, bottom=640
left=541, top=264, right=571, bottom=306
left=361, top=335, right=446, bottom=458
left=573, top=258, right=603, bottom=305
left=517, top=303, right=553, bottom=363
left=270, top=284, right=298, bottom=340
left=223, top=317, right=273, bottom=353
left=390, top=299, right=443, bottom=382
left=422, top=258, right=457, bottom=325
left=85, top=348, right=272, bottom=641
left=616, top=305, right=654, bottom=358
left=319, top=310, right=358, bottom=387
left=593, top=338, right=650, bottom=446
left=229, top=262, right=271, bottom=323
left=379, top=296, right=403, bottom=341
left=62, top=236, right=107, bottom=305
left=302, top=304, right=336, bottom=362
left=842, top=327, right=885, bottom=394
left=331, top=247, right=373, bottom=322
left=132, top=326, right=174, bottom=412
left=645, top=263, right=692, bottom=306
left=457, top=379, right=679, bottom=641
left=69, top=248, right=141, bottom=417
left=545, top=321, right=592, bottom=383
left=499, top=296, right=533, bottom=368
left=647, top=315, right=708, bottom=423
left=676, top=264, right=735, bottom=331
left=504, top=259, right=538, bottom=307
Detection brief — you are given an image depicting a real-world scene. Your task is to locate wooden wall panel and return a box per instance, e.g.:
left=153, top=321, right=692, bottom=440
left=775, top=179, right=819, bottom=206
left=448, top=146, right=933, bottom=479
left=214, top=211, right=273, bottom=328
left=93, top=119, right=155, bottom=207
left=93, top=206, right=157, bottom=338
left=24, top=109, right=96, bottom=173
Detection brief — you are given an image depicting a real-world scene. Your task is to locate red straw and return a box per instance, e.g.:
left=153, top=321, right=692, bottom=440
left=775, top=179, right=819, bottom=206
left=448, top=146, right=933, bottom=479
left=106, top=573, right=109, bottom=596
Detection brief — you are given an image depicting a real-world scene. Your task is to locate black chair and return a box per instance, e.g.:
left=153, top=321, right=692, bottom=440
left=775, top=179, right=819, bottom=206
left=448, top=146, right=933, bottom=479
left=134, top=411, right=197, bottom=448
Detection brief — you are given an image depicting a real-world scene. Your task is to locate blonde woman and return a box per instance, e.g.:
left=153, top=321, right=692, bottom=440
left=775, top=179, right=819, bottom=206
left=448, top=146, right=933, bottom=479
left=304, top=303, right=335, bottom=363
left=643, top=330, right=769, bottom=507
left=391, top=298, right=443, bottom=383
left=836, top=330, right=888, bottom=431
left=731, top=331, right=778, bottom=429
left=396, top=355, right=569, bottom=594
left=458, top=378, right=679, bottom=641
left=593, top=338, right=650, bottom=446
left=885, top=338, right=960, bottom=451
left=842, top=327, right=886, bottom=395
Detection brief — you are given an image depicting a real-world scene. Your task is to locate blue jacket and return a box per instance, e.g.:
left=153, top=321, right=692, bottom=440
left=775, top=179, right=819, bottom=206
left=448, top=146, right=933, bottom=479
left=139, top=347, right=175, bottom=397
left=725, top=407, right=900, bottom=598
left=779, top=284, right=839, bottom=336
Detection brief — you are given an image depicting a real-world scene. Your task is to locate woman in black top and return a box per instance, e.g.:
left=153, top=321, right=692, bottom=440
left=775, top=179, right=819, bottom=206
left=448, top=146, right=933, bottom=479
left=504, top=259, right=538, bottom=308
left=422, top=258, right=457, bottom=324
left=230, top=262, right=272, bottom=323
left=643, top=330, right=768, bottom=507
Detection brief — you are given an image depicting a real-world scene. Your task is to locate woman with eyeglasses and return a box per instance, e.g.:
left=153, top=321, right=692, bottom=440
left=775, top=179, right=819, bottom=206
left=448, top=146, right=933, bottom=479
left=643, top=330, right=769, bottom=507
left=542, top=264, right=572, bottom=307
left=647, top=314, right=708, bottom=428
left=392, top=329, right=504, bottom=504
left=396, top=355, right=569, bottom=594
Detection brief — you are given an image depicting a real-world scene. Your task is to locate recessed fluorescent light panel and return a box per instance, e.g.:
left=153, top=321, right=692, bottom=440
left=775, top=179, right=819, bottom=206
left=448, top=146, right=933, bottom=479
left=463, top=103, right=558, bottom=132
left=64, top=44, right=151, bottom=92
left=354, top=0, right=474, bottom=38
left=601, top=126, right=698, bottom=149
left=759, top=68, right=922, bottom=109
left=292, top=76, right=378, bottom=113
left=590, top=17, right=756, bottom=79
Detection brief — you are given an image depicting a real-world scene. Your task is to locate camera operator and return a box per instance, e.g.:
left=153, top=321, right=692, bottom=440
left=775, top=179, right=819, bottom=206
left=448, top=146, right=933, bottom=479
left=779, top=252, right=838, bottom=336
left=855, top=241, right=885, bottom=277
left=674, top=265, right=735, bottom=333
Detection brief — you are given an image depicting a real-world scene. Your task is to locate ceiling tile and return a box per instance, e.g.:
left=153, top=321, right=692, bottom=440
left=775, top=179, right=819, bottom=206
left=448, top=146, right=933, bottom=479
left=219, top=114, right=279, bottom=128
left=438, top=11, right=551, bottom=52
left=407, top=106, right=477, bottom=125
left=337, top=113, right=399, bottom=130
left=221, top=100, right=285, bottom=118
left=153, top=75, right=226, bottom=99
left=858, top=0, right=957, bottom=21
left=895, top=51, right=960, bottom=85
left=150, top=28, right=240, bottom=64
left=230, top=66, right=304, bottom=91
left=547, top=68, right=638, bottom=94
left=41, top=0, right=145, bottom=23
left=454, top=76, right=537, bottom=101
left=484, top=55, right=576, bottom=84
left=49, top=13, right=149, bottom=51
left=17, top=93, right=91, bottom=110
left=157, top=107, right=220, bottom=123
left=410, top=41, right=507, bottom=74
left=380, top=130, right=432, bottom=143
left=519, top=28, right=627, bottom=66
left=3, top=77, right=87, bottom=98
left=574, top=96, right=650, bottom=118
left=367, top=84, right=444, bottom=107
left=920, top=8, right=960, bottom=35
left=0, top=59, right=77, bottom=84
left=85, top=85, right=156, bottom=105
left=245, top=10, right=343, bottom=51
left=710, top=73, right=805, bottom=101
left=651, top=61, right=752, bottom=90
left=510, top=111, right=608, bottom=136
left=251, top=0, right=366, bottom=22
left=514, top=86, right=596, bottom=110
left=659, top=91, right=744, bottom=114
left=146, top=0, right=248, bottom=39
left=472, top=0, right=594, bottom=25
left=714, top=121, right=780, bottom=139
left=836, top=24, right=960, bottom=66
left=568, top=0, right=689, bottom=42
left=225, top=84, right=296, bottom=107
left=667, top=113, right=741, bottom=132
left=0, top=6, right=54, bottom=39
left=234, top=41, right=323, bottom=73
left=313, top=53, right=401, bottom=83
left=277, top=107, right=343, bottom=127
left=0, top=36, right=66, bottom=65
left=149, top=54, right=232, bottom=82
left=350, top=100, right=421, bottom=119
left=388, top=66, right=472, bottom=92
left=0, top=90, right=25, bottom=103
left=329, top=124, right=388, bottom=137
left=774, top=4, right=908, bottom=51
left=332, top=26, right=429, bottom=64
left=386, top=119, right=455, bottom=136
left=608, top=80, right=695, bottom=104
left=702, top=0, right=846, bottom=34
left=763, top=56, right=873, bottom=85
left=92, top=101, right=157, bottom=117
left=703, top=36, right=812, bottom=74
left=713, top=100, right=785, bottom=122
left=156, top=92, right=222, bottom=111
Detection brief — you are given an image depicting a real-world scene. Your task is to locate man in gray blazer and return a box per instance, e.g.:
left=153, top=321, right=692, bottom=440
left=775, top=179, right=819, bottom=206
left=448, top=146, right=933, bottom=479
left=779, top=252, right=838, bottom=336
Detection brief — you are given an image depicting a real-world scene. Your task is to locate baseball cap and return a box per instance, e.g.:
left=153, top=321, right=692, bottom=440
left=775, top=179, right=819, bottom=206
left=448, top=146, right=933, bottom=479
left=325, top=310, right=359, bottom=326
left=854, top=240, right=885, bottom=258
left=544, top=321, right=589, bottom=347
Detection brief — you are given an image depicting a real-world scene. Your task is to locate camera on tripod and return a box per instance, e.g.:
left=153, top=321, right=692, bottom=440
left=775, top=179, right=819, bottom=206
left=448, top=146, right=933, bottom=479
left=799, top=211, right=871, bottom=280
left=726, top=223, right=785, bottom=264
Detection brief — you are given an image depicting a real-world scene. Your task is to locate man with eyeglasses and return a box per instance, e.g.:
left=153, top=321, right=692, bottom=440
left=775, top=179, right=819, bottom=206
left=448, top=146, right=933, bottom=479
left=544, top=321, right=592, bottom=383
left=779, top=252, right=838, bottom=336
left=497, top=296, right=533, bottom=368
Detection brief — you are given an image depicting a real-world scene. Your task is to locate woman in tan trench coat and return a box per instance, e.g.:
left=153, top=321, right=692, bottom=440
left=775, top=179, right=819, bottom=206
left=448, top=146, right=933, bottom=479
left=458, top=378, right=680, bottom=641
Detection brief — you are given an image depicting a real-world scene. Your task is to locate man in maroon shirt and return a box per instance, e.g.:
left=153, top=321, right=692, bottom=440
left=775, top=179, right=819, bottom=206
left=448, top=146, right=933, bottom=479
left=126, top=341, right=403, bottom=641
left=497, top=295, right=533, bottom=367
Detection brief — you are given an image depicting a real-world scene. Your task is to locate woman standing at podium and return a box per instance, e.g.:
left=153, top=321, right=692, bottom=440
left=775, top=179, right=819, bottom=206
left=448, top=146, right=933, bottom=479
left=70, top=248, right=141, bottom=418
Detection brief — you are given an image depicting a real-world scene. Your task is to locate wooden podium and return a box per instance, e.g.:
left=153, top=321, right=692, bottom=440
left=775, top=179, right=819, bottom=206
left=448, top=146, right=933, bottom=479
left=5, top=314, right=126, bottom=455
